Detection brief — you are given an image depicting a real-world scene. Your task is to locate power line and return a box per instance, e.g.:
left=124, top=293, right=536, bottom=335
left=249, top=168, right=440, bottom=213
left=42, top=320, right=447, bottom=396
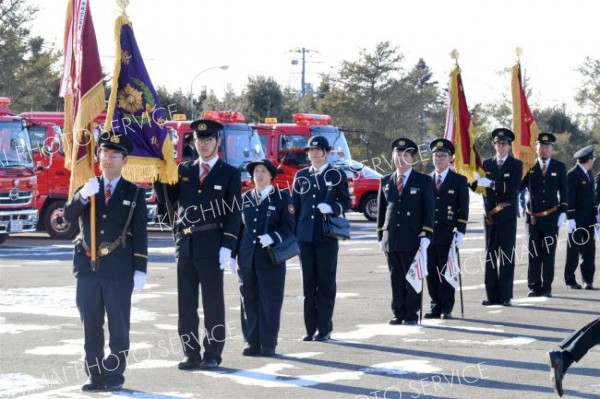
left=290, top=47, right=318, bottom=97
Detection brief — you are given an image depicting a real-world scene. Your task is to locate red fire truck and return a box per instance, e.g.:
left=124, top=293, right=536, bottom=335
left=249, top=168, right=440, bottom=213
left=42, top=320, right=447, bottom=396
left=0, top=98, right=38, bottom=245
left=18, top=111, right=158, bottom=239
left=253, top=113, right=381, bottom=221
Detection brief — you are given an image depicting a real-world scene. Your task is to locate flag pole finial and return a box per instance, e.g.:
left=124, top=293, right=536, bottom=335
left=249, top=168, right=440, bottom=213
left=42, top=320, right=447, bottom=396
left=450, top=49, right=460, bottom=64
left=116, top=0, right=130, bottom=15
left=515, top=47, right=523, bottom=61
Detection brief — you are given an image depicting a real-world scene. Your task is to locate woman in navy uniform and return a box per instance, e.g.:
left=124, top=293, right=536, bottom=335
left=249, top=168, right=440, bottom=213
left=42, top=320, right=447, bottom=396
left=425, top=138, right=469, bottom=319
left=472, top=128, right=523, bottom=307
left=234, top=159, right=294, bottom=357
left=520, top=133, right=567, bottom=297
left=292, top=136, right=351, bottom=341
left=377, top=138, right=435, bottom=325
left=564, top=145, right=597, bottom=290
left=64, top=131, right=148, bottom=392
left=155, top=119, right=242, bottom=370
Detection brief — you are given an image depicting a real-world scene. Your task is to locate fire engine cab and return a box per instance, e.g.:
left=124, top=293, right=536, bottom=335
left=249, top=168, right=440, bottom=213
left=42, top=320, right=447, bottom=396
left=253, top=113, right=381, bottom=221
left=0, top=97, right=38, bottom=245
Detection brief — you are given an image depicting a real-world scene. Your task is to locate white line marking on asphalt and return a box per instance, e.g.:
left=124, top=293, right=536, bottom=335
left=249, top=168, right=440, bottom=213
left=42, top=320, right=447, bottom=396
left=283, top=352, right=323, bottom=359
left=363, top=359, right=442, bottom=375
left=336, top=292, right=359, bottom=299
left=334, top=323, right=426, bottom=340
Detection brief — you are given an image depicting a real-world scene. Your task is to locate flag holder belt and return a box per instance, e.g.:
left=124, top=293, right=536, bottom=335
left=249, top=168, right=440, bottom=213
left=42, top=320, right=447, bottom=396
left=487, top=202, right=511, bottom=217
left=174, top=223, right=220, bottom=239
left=527, top=205, right=559, bottom=226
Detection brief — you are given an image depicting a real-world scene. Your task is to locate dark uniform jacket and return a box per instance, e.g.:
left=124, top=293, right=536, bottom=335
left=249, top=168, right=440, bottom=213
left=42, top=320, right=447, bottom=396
left=377, top=169, right=435, bottom=252
left=595, top=171, right=600, bottom=211
left=292, top=165, right=351, bottom=243
left=479, top=156, right=523, bottom=223
left=236, top=188, right=294, bottom=268
left=65, top=177, right=148, bottom=279
left=430, top=170, right=469, bottom=246
left=520, top=159, right=568, bottom=225
left=566, top=165, right=597, bottom=227
left=157, top=159, right=242, bottom=259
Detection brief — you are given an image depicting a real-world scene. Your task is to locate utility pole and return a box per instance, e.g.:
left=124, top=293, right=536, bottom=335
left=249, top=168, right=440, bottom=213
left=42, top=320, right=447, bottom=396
left=290, top=47, right=316, bottom=97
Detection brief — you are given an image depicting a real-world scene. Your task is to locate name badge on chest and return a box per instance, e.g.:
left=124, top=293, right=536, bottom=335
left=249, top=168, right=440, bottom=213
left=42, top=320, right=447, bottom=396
left=214, top=185, right=222, bottom=190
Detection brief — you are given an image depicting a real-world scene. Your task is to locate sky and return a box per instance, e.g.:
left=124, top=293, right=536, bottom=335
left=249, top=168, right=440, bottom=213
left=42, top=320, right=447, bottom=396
left=31, top=0, right=600, bottom=115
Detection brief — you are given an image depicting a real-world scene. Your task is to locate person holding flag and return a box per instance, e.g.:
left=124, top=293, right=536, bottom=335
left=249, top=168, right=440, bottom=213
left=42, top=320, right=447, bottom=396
left=520, top=133, right=567, bottom=297
left=472, top=128, right=523, bottom=307
left=424, top=139, right=469, bottom=320
left=377, top=138, right=434, bottom=325
left=64, top=132, right=148, bottom=392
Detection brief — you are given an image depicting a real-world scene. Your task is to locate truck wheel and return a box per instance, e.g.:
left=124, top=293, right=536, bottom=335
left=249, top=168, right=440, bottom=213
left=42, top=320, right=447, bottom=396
left=45, top=200, right=79, bottom=239
left=0, top=234, right=7, bottom=246
left=361, top=193, right=378, bottom=221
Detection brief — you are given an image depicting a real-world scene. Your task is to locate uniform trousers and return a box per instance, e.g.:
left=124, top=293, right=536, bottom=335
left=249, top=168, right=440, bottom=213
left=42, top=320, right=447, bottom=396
left=177, top=257, right=225, bottom=363
left=564, top=226, right=596, bottom=285
left=527, top=222, right=558, bottom=292
left=560, top=317, right=600, bottom=362
left=387, top=250, right=421, bottom=322
left=426, top=244, right=455, bottom=315
left=76, top=276, right=133, bottom=384
left=299, top=241, right=338, bottom=336
left=484, top=217, right=517, bottom=302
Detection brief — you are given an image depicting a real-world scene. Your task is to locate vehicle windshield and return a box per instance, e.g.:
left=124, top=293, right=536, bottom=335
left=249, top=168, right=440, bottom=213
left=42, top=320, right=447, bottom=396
left=0, top=121, right=34, bottom=168
left=310, top=126, right=351, bottom=166
left=221, top=125, right=265, bottom=176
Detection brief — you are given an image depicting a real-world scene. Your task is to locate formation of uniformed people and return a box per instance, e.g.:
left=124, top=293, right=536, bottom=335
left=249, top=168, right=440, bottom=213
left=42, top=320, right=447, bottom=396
left=292, top=136, right=351, bottom=341
left=377, top=138, right=435, bottom=325
left=67, top=120, right=598, bottom=391
left=65, top=131, right=148, bottom=392
left=424, top=139, right=469, bottom=319
left=520, top=133, right=567, bottom=298
left=234, top=159, right=294, bottom=357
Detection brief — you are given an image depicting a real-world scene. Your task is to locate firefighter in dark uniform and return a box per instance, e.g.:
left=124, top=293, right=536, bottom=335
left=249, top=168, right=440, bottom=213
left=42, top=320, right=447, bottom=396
left=472, top=128, right=523, bottom=307
left=549, top=317, right=600, bottom=397
left=520, top=133, right=567, bottom=297
left=64, top=132, right=148, bottom=392
left=424, top=139, right=469, bottom=319
left=292, top=136, right=351, bottom=341
left=155, top=119, right=242, bottom=370
left=377, top=138, right=435, bottom=325
left=234, top=159, right=294, bottom=357
left=564, top=145, right=597, bottom=290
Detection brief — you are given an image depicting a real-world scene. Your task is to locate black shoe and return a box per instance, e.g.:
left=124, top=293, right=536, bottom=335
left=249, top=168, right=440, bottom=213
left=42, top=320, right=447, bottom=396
left=424, top=312, right=441, bottom=319
left=548, top=351, right=565, bottom=397
left=314, top=332, right=331, bottom=341
left=441, top=313, right=453, bottom=319
left=403, top=319, right=417, bottom=325
left=543, top=290, right=552, bottom=298
left=200, top=358, right=219, bottom=369
left=242, top=346, right=261, bottom=356
left=584, top=283, right=595, bottom=290
left=388, top=317, right=403, bottom=325
left=482, top=299, right=500, bottom=306
left=302, top=334, right=314, bottom=341
left=528, top=290, right=542, bottom=297
left=81, top=381, right=105, bottom=392
left=105, top=382, right=123, bottom=391
left=261, top=347, right=276, bottom=357
left=502, top=300, right=512, bottom=307
left=567, top=283, right=582, bottom=289
left=178, top=356, right=202, bottom=370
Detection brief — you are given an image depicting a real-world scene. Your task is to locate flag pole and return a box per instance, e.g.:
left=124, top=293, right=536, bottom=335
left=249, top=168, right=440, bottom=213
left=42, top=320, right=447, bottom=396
left=457, top=248, right=464, bottom=318
left=88, top=124, right=97, bottom=271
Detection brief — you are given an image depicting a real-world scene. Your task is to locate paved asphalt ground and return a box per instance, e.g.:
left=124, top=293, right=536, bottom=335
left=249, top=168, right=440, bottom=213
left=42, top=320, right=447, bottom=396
left=0, top=193, right=598, bottom=399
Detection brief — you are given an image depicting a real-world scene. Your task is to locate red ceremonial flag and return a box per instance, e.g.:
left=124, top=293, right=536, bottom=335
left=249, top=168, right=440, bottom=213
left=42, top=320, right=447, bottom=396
left=60, top=0, right=105, bottom=198
left=444, top=64, right=484, bottom=186
left=511, top=62, right=539, bottom=176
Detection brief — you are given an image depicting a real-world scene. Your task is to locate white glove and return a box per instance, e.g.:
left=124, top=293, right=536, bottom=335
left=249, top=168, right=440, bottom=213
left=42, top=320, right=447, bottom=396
left=79, top=177, right=100, bottom=199
left=420, top=237, right=430, bottom=251
left=477, top=177, right=492, bottom=188
left=473, top=172, right=481, bottom=180
left=567, top=219, right=576, bottom=234
left=595, top=225, right=600, bottom=241
left=454, top=232, right=464, bottom=249
left=228, top=258, right=237, bottom=274
left=258, top=234, right=274, bottom=248
left=219, top=247, right=231, bottom=270
left=133, top=270, right=147, bottom=293
left=596, top=215, right=600, bottom=224
left=379, top=241, right=385, bottom=252
left=557, top=213, right=567, bottom=228
left=317, top=203, right=333, bottom=214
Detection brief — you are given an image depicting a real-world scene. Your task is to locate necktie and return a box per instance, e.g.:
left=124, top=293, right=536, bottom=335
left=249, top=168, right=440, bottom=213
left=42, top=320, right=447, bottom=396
left=588, top=171, right=593, bottom=182
left=541, top=161, right=547, bottom=177
left=397, top=174, right=405, bottom=195
left=199, top=163, right=210, bottom=184
left=497, top=158, right=504, bottom=168
left=436, top=174, right=442, bottom=192
left=104, top=182, right=112, bottom=205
